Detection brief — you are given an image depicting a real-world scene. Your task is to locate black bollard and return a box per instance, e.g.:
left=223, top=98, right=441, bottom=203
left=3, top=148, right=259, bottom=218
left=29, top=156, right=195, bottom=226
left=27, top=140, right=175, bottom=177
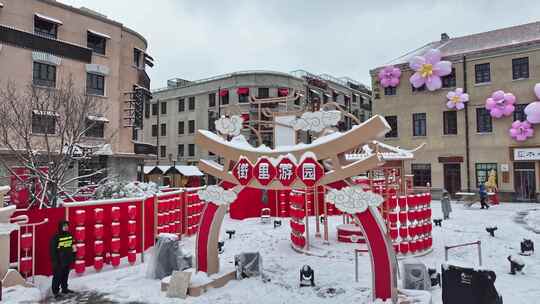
left=485, top=226, right=498, bottom=237
left=508, top=255, right=525, bottom=275
left=226, top=230, right=236, bottom=239
left=273, top=220, right=282, bottom=228
left=520, top=239, right=534, bottom=256
left=218, top=241, right=225, bottom=254
left=434, top=219, right=443, bottom=227
left=299, top=265, right=315, bottom=287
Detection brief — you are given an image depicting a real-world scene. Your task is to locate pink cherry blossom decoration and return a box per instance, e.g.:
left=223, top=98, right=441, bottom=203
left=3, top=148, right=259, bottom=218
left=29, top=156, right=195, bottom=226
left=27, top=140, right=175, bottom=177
left=485, top=90, right=516, bottom=118
left=409, top=49, right=452, bottom=91
left=525, top=83, right=540, bottom=124
left=509, top=120, right=534, bottom=141
left=446, top=88, right=469, bottom=110
left=378, top=66, right=401, bottom=88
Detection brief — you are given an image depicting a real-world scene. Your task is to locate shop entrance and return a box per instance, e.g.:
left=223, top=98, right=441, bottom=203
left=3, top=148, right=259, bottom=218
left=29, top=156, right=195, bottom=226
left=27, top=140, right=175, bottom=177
left=444, top=163, right=461, bottom=194
left=514, top=162, right=536, bottom=201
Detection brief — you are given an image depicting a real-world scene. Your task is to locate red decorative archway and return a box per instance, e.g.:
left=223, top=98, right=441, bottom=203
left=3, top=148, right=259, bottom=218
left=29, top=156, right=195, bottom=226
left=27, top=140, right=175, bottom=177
left=194, top=115, right=398, bottom=302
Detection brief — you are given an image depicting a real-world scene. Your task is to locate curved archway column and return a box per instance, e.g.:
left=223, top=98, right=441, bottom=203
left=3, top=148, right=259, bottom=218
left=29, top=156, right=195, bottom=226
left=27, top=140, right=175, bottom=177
left=196, top=202, right=227, bottom=275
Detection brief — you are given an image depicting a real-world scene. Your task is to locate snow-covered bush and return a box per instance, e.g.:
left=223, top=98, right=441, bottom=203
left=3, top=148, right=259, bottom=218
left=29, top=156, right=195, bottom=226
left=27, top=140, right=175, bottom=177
left=94, top=181, right=158, bottom=199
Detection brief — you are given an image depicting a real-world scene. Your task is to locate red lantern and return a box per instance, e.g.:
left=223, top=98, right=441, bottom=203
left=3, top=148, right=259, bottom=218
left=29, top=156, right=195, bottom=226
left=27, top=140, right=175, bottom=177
left=94, top=208, right=104, bottom=223
left=76, top=243, right=85, bottom=259
left=128, top=235, right=137, bottom=250
left=128, top=205, right=137, bottom=219
left=75, top=227, right=85, bottom=241
left=398, top=211, right=408, bottom=224
left=388, top=196, right=397, bottom=209
left=409, top=239, right=417, bottom=253
left=158, top=202, right=166, bottom=213
left=74, top=210, right=86, bottom=225
left=111, top=253, right=120, bottom=267
left=128, top=250, right=136, bottom=265
left=399, top=226, right=408, bottom=239
left=388, top=212, right=398, bottom=223
left=75, top=260, right=85, bottom=274
left=406, top=195, right=416, bottom=209
left=94, top=240, right=104, bottom=255
left=94, top=224, right=104, bottom=239
left=20, top=233, right=33, bottom=251
left=94, top=257, right=104, bottom=271
left=19, top=257, right=32, bottom=274
left=392, top=242, right=399, bottom=253
left=427, top=236, right=433, bottom=248
left=111, top=207, right=121, bottom=221
left=399, top=242, right=409, bottom=255
left=111, top=238, right=121, bottom=253
left=111, top=222, right=121, bottom=237
left=127, top=220, right=136, bottom=234
left=408, top=225, right=416, bottom=238
left=389, top=226, right=398, bottom=240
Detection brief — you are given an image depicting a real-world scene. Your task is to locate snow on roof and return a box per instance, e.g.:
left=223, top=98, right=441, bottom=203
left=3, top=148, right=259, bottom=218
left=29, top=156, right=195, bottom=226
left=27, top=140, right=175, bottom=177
left=32, top=110, right=59, bottom=116
left=87, top=115, right=109, bottom=122
left=88, top=29, right=111, bottom=39
left=35, top=13, right=63, bottom=25
left=143, top=165, right=204, bottom=176
left=382, top=21, right=540, bottom=68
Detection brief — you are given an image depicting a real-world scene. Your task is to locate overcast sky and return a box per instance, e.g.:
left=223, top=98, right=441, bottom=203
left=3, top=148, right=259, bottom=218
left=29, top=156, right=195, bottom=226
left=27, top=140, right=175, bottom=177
left=61, top=0, right=540, bottom=89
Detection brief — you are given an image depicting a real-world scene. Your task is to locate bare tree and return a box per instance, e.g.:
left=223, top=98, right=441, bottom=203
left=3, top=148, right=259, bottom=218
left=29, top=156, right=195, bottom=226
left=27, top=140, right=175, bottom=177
left=0, top=77, right=110, bottom=208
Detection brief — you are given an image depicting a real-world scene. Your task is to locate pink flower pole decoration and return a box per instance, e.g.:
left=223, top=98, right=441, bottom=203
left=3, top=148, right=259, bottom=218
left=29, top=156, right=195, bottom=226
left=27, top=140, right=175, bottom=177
left=509, top=121, right=534, bottom=141
left=446, top=88, right=469, bottom=110
left=378, top=66, right=401, bottom=88
left=525, top=83, right=540, bottom=123
left=485, top=90, right=516, bottom=118
left=409, top=49, right=452, bottom=91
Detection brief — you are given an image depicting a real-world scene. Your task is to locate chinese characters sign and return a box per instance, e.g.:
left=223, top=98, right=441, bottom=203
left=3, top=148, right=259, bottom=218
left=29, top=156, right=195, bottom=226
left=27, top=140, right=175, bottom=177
left=514, top=148, right=540, bottom=161
left=232, top=154, right=324, bottom=187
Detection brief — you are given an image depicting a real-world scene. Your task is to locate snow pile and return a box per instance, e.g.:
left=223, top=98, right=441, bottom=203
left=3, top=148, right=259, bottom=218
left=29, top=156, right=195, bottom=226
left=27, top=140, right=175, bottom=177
left=94, top=181, right=159, bottom=199
left=524, top=209, right=540, bottom=233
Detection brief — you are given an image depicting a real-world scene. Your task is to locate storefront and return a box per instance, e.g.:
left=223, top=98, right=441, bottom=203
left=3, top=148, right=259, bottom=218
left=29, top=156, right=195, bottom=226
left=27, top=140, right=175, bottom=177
left=510, top=147, right=539, bottom=202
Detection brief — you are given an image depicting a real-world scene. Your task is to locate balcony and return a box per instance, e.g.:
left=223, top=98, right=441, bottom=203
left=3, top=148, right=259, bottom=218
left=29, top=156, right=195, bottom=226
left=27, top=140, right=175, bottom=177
left=0, top=24, right=92, bottom=63
left=138, top=70, right=151, bottom=90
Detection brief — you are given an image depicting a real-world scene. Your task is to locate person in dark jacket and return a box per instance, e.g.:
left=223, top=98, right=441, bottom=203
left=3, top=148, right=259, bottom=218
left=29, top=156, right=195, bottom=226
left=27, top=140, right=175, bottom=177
left=479, top=184, right=490, bottom=209
left=50, top=220, right=76, bottom=298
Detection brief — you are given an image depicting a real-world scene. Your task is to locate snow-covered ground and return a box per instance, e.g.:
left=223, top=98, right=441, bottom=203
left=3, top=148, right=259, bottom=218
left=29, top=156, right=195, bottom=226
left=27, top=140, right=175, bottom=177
left=3, top=201, right=540, bottom=304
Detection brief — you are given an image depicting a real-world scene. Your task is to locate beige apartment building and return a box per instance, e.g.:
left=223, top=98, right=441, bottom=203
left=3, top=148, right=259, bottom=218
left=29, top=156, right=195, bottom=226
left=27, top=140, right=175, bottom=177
left=371, top=22, right=540, bottom=202
left=0, top=0, right=153, bottom=184
left=146, top=70, right=372, bottom=168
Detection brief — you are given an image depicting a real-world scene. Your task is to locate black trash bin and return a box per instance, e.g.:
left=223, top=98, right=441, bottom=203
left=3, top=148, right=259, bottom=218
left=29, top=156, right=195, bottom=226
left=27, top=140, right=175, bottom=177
left=442, top=264, right=502, bottom=304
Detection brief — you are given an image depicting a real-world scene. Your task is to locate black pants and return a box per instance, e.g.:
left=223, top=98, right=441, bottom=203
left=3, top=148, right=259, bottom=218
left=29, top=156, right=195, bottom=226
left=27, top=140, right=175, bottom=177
left=480, top=197, right=489, bottom=209
left=52, top=264, right=70, bottom=295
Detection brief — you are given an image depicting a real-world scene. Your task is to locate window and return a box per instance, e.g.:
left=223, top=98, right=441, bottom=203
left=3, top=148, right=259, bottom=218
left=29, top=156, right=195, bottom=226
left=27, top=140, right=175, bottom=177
left=322, top=94, right=328, bottom=104
left=151, top=124, right=158, bottom=137
left=177, top=144, right=184, bottom=157
left=188, top=97, right=195, bottom=111
left=475, top=63, right=491, bottom=84
left=514, top=104, right=527, bottom=121
left=209, top=93, right=216, bottom=107
left=160, top=145, right=166, bottom=158
left=412, top=84, right=426, bottom=92
left=151, top=103, right=158, bottom=116
left=160, top=101, right=167, bottom=115
left=87, top=31, right=106, bottom=55
left=239, top=93, right=249, bottom=103
left=258, top=88, right=269, bottom=98
left=188, top=120, right=195, bottom=134
left=34, top=16, right=57, bottom=39
left=476, top=108, right=492, bottom=133
left=512, top=57, right=529, bottom=80
left=85, top=119, right=105, bottom=138
left=33, top=62, right=56, bottom=87
left=32, top=112, right=56, bottom=134
left=188, top=144, right=195, bottom=157
left=86, top=73, right=105, bottom=96
left=442, top=68, right=456, bottom=88
left=384, top=116, right=398, bottom=138
left=412, top=113, right=426, bottom=136
left=178, top=121, right=184, bottom=135
left=144, top=101, right=150, bottom=118
left=221, top=93, right=229, bottom=105
left=411, top=164, right=431, bottom=187
left=384, top=87, right=396, bottom=96
left=475, top=163, right=497, bottom=187
left=178, top=99, right=185, bottom=112
left=160, top=123, right=167, bottom=136
left=133, top=48, right=141, bottom=67
left=443, top=111, right=457, bottom=135
left=333, top=92, right=338, bottom=102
